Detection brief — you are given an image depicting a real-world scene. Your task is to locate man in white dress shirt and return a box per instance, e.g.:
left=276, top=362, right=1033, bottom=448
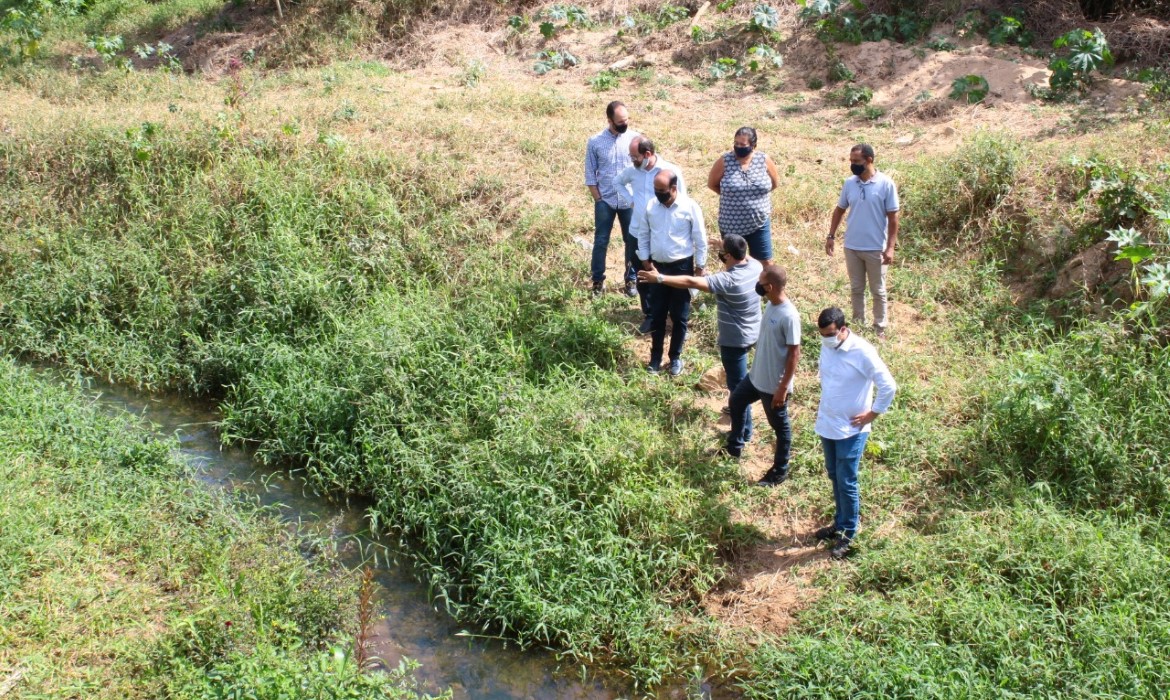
left=637, top=170, right=707, bottom=377
left=616, top=137, right=686, bottom=334
left=814, top=306, right=897, bottom=559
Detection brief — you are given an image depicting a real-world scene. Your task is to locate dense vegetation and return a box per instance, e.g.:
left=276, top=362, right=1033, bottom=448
left=2, top=0, right=1169, bottom=696
left=0, top=359, right=440, bottom=698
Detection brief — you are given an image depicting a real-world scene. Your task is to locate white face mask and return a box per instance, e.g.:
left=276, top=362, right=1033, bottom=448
left=642, top=157, right=655, bottom=171
left=821, top=334, right=841, bottom=350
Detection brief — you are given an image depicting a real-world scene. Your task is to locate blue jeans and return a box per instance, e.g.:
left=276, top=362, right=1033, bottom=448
left=591, top=200, right=635, bottom=284
left=821, top=432, right=869, bottom=537
left=720, top=345, right=751, bottom=440
left=742, top=219, right=773, bottom=262
left=648, top=258, right=693, bottom=366
left=726, top=380, right=791, bottom=474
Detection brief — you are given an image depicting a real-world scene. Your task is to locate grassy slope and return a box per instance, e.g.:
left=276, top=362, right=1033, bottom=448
left=0, top=360, right=440, bottom=698
left=2, top=4, right=1170, bottom=695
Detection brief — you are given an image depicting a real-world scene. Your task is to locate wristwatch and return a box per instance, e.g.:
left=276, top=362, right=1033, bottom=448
left=656, top=273, right=664, bottom=284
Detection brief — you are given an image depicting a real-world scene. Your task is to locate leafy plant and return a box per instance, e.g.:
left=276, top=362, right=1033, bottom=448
left=798, top=0, right=864, bottom=44
left=708, top=56, right=741, bottom=80
left=1048, top=28, right=1113, bottom=94
left=533, top=48, right=578, bottom=74
left=950, top=74, right=990, bottom=103
left=460, top=59, right=486, bottom=87
left=832, top=83, right=872, bottom=106
left=745, top=44, right=783, bottom=71
left=506, top=14, right=528, bottom=33
left=827, top=58, right=854, bottom=83
left=987, top=14, right=1031, bottom=46
left=926, top=35, right=955, bottom=51
left=589, top=69, right=620, bottom=91
left=1, top=8, right=44, bottom=63
left=749, top=3, right=780, bottom=33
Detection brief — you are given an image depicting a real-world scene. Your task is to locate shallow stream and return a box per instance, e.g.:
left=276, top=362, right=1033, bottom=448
left=58, top=371, right=715, bottom=699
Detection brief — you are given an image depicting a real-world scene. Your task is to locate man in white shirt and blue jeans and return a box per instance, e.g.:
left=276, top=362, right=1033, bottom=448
left=825, top=143, right=900, bottom=338
left=636, top=170, right=707, bottom=377
left=815, top=306, right=897, bottom=559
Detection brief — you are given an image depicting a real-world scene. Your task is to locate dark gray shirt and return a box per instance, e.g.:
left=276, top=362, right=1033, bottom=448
left=705, top=258, right=763, bottom=348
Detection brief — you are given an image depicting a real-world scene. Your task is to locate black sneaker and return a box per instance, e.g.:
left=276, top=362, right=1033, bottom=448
left=624, top=280, right=638, bottom=298
left=591, top=281, right=604, bottom=299
left=709, top=446, right=741, bottom=460
left=829, top=535, right=854, bottom=560
left=756, top=466, right=788, bottom=487
left=813, top=526, right=838, bottom=542
left=668, top=359, right=685, bottom=377
left=646, top=362, right=661, bottom=375
left=636, top=316, right=654, bottom=335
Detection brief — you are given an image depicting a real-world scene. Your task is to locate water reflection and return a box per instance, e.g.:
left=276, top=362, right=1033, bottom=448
left=63, top=375, right=715, bottom=699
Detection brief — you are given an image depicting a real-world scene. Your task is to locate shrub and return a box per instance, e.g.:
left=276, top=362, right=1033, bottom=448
left=1049, top=28, right=1113, bottom=94
left=902, top=132, right=1023, bottom=251
left=973, top=322, right=1170, bottom=516
left=949, top=74, right=989, bottom=103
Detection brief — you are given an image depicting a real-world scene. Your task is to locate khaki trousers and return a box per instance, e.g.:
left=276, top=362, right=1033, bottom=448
left=844, top=248, right=888, bottom=329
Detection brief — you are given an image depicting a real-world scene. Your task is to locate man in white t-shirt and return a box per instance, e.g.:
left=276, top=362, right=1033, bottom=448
left=814, top=306, right=897, bottom=559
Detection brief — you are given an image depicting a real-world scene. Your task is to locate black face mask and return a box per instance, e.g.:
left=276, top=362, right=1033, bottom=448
left=614, top=123, right=629, bottom=134
left=655, top=190, right=672, bottom=204
left=734, top=145, right=753, bottom=158
left=755, top=282, right=768, bottom=297
left=850, top=163, right=866, bottom=177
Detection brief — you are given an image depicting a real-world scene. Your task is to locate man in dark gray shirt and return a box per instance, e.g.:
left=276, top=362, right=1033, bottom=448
left=638, top=235, right=761, bottom=404
left=720, top=264, right=801, bottom=486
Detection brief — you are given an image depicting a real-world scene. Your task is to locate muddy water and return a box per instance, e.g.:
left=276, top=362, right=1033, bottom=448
left=65, top=374, right=713, bottom=700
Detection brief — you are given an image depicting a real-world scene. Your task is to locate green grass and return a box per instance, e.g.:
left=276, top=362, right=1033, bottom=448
left=0, top=359, right=440, bottom=698
left=0, top=120, right=747, bottom=686
left=2, top=54, right=1170, bottom=696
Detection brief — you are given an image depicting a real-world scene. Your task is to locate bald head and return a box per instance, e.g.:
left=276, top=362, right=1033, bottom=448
left=628, top=135, right=643, bottom=158
left=652, top=170, right=678, bottom=206
left=760, top=264, right=788, bottom=293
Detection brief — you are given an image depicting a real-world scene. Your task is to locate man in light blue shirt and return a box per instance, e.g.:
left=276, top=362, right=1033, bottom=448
left=825, top=143, right=900, bottom=338
left=584, top=101, right=639, bottom=298
left=637, top=170, right=707, bottom=377
left=617, top=136, right=686, bottom=332
left=814, top=306, right=897, bottom=560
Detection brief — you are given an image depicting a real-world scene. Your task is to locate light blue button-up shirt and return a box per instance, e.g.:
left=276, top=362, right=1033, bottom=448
left=584, top=127, right=639, bottom=209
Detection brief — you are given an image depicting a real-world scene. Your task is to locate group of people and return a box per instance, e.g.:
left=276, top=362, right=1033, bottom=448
left=584, top=101, right=899, bottom=559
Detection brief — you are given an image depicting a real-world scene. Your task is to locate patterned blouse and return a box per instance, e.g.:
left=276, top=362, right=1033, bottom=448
left=717, top=151, right=772, bottom=237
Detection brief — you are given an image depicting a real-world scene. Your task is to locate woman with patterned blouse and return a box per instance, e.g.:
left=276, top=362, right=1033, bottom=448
left=706, top=126, right=781, bottom=262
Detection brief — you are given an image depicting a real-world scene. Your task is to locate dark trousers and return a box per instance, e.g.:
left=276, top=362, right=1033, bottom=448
left=647, top=258, right=694, bottom=366
left=726, top=379, right=792, bottom=474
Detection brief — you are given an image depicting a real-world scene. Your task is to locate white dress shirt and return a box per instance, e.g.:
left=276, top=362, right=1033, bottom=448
left=815, top=330, right=896, bottom=440
left=637, top=194, right=708, bottom=265
left=617, top=156, right=687, bottom=238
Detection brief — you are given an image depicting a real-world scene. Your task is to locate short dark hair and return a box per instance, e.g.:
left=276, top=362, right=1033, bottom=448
left=606, top=100, right=626, bottom=121
left=637, top=138, right=656, bottom=155
left=851, top=143, right=875, bottom=161
left=722, top=234, right=748, bottom=261
left=735, top=126, right=758, bottom=148
left=667, top=172, right=679, bottom=189
left=761, top=264, right=787, bottom=291
left=818, top=307, right=847, bottom=330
